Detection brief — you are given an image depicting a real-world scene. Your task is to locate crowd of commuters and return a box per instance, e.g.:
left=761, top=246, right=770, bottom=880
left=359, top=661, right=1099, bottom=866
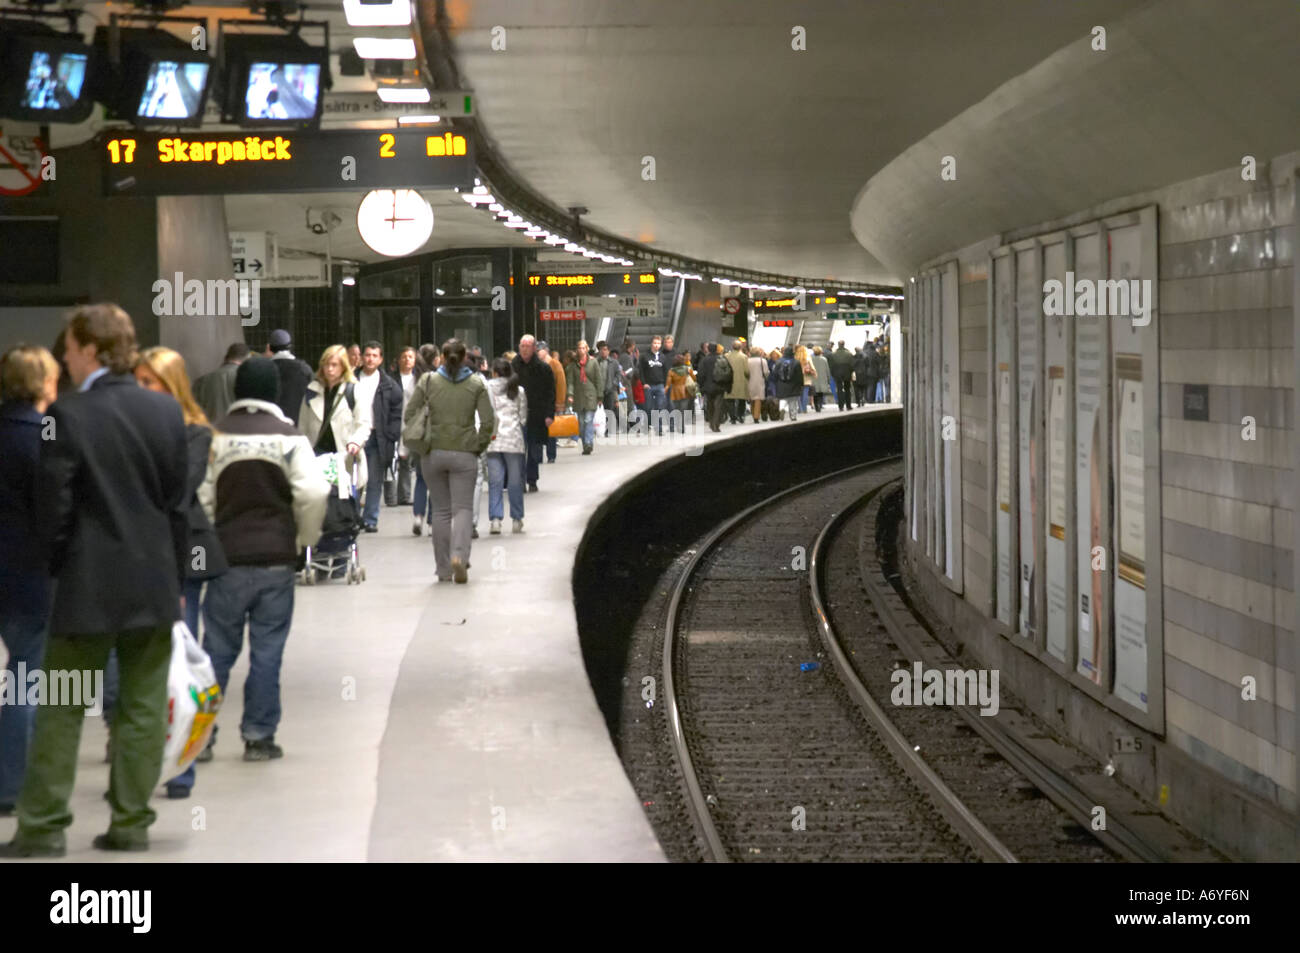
left=0, top=303, right=891, bottom=857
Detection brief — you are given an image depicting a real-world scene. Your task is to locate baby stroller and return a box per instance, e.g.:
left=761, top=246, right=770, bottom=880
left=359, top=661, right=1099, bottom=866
left=300, top=451, right=367, bottom=585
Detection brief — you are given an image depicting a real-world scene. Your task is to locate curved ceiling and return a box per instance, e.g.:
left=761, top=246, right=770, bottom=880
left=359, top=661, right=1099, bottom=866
left=850, top=0, right=1300, bottom=275
left=441, top=0, right=1141, bottom=285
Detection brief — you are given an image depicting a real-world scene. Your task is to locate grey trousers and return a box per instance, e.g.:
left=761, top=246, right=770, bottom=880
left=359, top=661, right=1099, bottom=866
left=420, top=449, right=479, bottom=578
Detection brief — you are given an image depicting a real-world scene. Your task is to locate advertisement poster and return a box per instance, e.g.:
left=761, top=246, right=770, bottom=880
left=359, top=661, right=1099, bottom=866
left=1074, top=232, right=1107, bottom=684
left=994, top=254, right=1016, bottom=628
left=1046, top=365, right=1068, bottom=661
left=1113, top=353, right=1148, bottom=710
left=1016, top=247, right=1040, bottom=641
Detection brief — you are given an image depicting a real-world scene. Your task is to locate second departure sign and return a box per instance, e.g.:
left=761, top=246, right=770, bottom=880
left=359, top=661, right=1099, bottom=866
left=100, top=129, right=475, bottom=196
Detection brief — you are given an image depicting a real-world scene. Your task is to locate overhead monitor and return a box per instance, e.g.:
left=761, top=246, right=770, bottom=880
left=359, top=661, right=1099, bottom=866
left=221, top=34, right=328, bottom=127
left=0, top=26, right=96, bottom=124
left=90, top=27, right=213, bottom=127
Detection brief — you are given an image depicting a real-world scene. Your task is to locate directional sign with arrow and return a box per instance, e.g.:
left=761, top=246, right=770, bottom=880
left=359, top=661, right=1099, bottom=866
left=229, top=232, right=268, bottom=278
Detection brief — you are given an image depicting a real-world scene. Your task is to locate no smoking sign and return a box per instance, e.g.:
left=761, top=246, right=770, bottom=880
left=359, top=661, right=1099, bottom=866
left=0, top=130, right=51, bottom=196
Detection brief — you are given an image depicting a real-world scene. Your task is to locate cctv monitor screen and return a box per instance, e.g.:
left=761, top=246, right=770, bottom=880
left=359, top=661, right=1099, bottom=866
left=137, top=60, right=209, bottom=120
left=20, top=50, right=88, bottom=113
left=244, top=61, right=321, bottom=121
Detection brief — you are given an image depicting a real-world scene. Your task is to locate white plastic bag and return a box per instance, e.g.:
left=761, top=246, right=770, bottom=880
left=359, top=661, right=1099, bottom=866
left=160, top=621, right=223, bottom=782
left=593, top=405, right=607, bottom=438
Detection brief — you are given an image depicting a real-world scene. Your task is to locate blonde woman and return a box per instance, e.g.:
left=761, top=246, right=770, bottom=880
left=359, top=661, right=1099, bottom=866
left=795, top=344, right=814, bottom=414
left=0, top=345, right=60, bottom=814
left=134, top=348, right=228, bottom=638
left=299, top=344, right=371, bottom=485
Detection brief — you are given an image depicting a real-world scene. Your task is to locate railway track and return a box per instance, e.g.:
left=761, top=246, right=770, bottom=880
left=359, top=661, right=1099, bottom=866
left=647, top=460, right=1121, bottom=862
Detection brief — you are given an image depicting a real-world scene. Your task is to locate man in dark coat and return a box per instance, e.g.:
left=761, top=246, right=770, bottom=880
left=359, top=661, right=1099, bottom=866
left=828, top=340, right=855, bottom=411
left=2, top=304, right=189, bottom=858
left=267, top=329, right=313, bottom=424
left=697, top=342, right=727, bottom=433
left=511, top=334, right=555, bottom=493
left=356, top=341, right=403, bottom=531
left=192, top=341, right=249, bottom=423
left=858, top=343, right=880, bottom=404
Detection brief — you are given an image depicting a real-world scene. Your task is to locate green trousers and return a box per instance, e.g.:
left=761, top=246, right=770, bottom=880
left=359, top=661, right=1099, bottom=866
left=14, top=626, right=171, bottom=849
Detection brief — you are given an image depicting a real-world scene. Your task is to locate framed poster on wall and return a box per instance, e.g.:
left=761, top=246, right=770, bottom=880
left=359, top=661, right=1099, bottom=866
left=1073, top=229, right=1109, bottom=685
left=993, top=253, right=1017, bottom=629
left=1016, top=244, right=1042, bottom=643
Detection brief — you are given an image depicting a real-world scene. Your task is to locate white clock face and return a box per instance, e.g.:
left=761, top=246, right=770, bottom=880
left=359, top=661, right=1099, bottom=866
left=356, top=189, right=434, bottom=257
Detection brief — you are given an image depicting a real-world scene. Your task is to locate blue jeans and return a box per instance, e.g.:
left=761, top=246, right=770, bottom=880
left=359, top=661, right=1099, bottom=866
left=577, top=410, right=596, bottom=447
left=524, top=424, right=547, bottom=485
left=546, top=435, right=557, bottom=463
left=202, top=565, right=295, bottom=743
left=412, top=453, right=430, bottom=524
left=800, top=385, right=810, bottom=413
left=646, top=384, right=668, bottom=434
left=487, top=452, right=525, bottom=520
left=363, top=436, right=382, bottom=528
left=0, top=607, right=47, bottom=805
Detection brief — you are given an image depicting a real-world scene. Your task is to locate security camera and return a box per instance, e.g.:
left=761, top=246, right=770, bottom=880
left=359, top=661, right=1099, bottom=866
left=306, top=209, right=343, bottom=234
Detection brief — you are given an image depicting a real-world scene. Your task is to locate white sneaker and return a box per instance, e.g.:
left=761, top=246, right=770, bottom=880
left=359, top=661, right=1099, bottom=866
left=489, top=519, right=502, bottom=535
left=512, top=519, right=524, bottom=534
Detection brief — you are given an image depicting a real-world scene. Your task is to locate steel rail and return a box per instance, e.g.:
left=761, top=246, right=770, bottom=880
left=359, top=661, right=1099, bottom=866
left=661, top=456, right=899, bottom=862
left=808, top=482, right=1018, bottom=863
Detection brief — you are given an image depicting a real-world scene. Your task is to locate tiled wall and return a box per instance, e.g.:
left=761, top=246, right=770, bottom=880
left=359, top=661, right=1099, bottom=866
left=1157, top=169, right=1295, bottom=806
left=958, top=264, right=991, bottom=615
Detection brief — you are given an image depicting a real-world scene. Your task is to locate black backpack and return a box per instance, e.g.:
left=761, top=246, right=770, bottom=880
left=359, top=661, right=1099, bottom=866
left=712, top=356, right=733, bottom=388
left=777, top=359, right=795, bottom=384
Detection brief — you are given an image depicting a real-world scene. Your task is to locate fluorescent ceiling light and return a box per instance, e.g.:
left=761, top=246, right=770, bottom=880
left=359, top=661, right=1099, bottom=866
left=504, top=221, right=529, bottom=228
left=343, top=0, right=412, bottom=27
left=353, top=37, right=417, bottom=59
left=396, top=114, right=442, bottom=125
left=488, top=203, right=504, bottom=213
left=377, top=87, right=430, bottom=103
left=545, top=235, right=567, bottom=245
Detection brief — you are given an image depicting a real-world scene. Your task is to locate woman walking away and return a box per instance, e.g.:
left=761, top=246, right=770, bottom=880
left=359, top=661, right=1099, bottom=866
left=795, top=344, right=815, bottom=414
left=746, top=345, right=769, bottom=422
left=404, top=339, right=495, bottom=583
left=666, top=353, right=694, bottom=433
left=774, top=345, right=805, bottom=421
left=409, top=344, right=438, bottom=535
left=486, top=357, right=527, bottom=534
left=0, top=345, right=59, bottom=816
left=566, top=339, right=604, bottom=453
left=133, top=346, right=229, bottom=799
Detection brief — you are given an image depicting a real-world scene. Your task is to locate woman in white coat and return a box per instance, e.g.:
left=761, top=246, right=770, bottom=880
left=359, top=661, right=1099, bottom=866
left=299, top=344, right=372, bottom=490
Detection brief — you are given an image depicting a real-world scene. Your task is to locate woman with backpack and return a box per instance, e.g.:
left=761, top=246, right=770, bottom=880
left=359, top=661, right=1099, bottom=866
left=402, top=339, right=495, bottom=584
left=774, top=345, right=805, bottom=422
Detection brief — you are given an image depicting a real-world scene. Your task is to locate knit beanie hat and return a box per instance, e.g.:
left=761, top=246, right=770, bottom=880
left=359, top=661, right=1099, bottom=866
left=235, top=356, right=281, bottom=403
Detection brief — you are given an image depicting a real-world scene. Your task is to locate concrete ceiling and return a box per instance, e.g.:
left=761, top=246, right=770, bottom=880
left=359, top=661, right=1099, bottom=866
left=850, top=0, right=1300, bottom=275
left=442, top=0, right=1144, bottom=285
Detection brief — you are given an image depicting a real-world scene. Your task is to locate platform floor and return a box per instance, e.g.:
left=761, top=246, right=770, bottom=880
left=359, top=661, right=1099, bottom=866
left=0, top=404, right=896, bottom=862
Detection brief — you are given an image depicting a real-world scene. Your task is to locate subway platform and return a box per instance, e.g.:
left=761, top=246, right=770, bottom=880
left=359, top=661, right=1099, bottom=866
left=0, top=404, right=895, bottom=863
